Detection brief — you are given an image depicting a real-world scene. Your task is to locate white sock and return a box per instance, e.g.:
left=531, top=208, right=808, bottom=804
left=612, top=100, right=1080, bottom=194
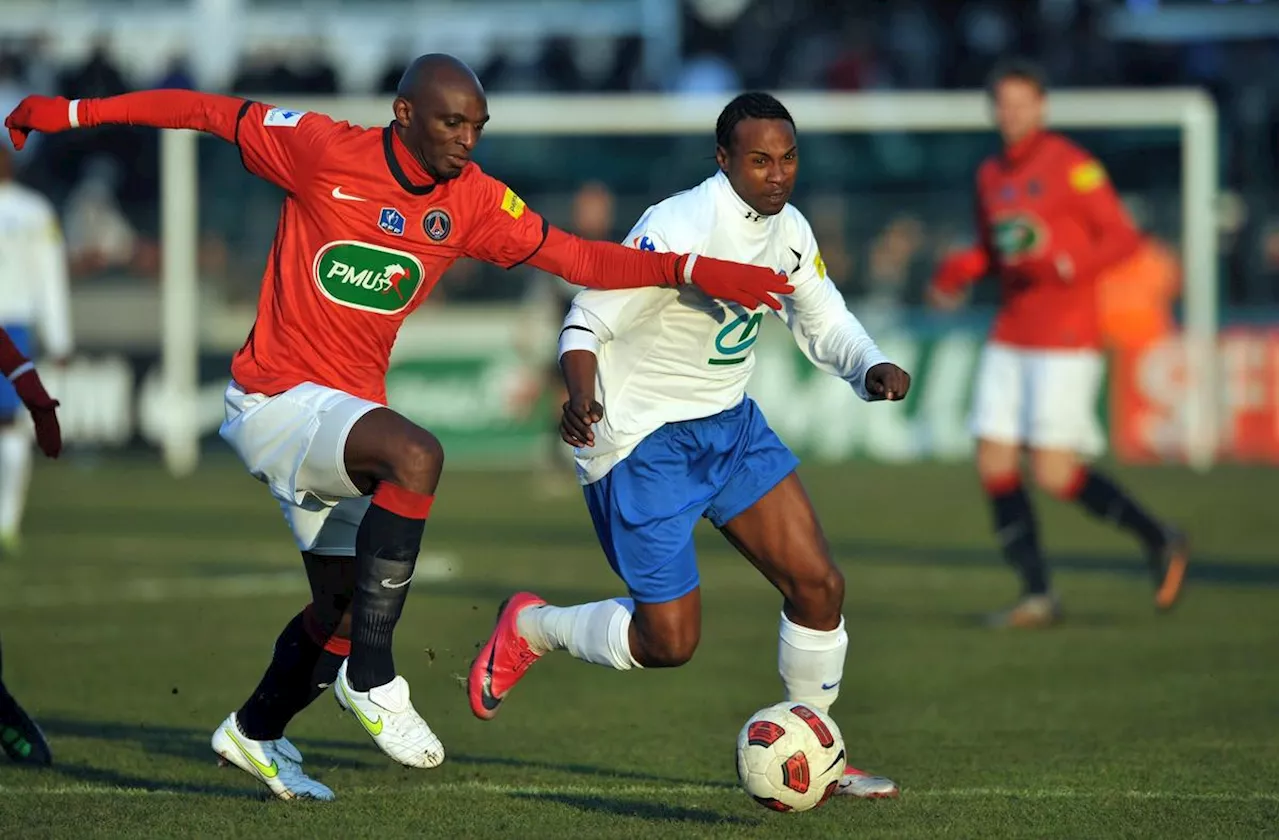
left=517, top=598, right=641, bottom=670
left=0, top=428, right=32, bottom=538
left=778, top=613, right=848, bottom=714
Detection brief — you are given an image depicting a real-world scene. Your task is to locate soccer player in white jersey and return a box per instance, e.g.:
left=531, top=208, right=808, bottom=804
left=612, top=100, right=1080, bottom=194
left=0, top=143, right=71, bottom=556
left=469, top=93, right=911, bottom=799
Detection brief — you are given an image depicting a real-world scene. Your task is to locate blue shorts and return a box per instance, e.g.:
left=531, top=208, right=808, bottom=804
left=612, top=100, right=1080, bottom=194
left=0, top=325, right=32, bottom=418
left=584, top=398, right=800, bottom=604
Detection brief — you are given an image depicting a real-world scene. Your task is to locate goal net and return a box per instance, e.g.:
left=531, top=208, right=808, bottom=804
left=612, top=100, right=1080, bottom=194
left=155, top=90, right=1220, bottom=475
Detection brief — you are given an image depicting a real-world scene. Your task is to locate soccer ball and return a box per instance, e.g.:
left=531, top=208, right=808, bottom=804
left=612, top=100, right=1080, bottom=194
left=736, top=701, right=846, bottom=812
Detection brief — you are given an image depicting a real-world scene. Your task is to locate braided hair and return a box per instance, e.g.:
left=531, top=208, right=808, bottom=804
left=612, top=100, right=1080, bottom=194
left=715, top=92, right=796, bottom=152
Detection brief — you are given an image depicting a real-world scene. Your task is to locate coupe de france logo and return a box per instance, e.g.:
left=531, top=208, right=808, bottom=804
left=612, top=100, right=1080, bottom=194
left=379, top=207, right=406, bottom=237
left=263, top=108, right=305, bottom=128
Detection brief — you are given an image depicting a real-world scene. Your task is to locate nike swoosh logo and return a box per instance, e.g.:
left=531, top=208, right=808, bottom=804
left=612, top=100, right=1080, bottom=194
left=824, top=748, right=847, bottom=776
left=227, top=729, right=279, bottom=778
left=381, top=574, right=414, bottom=589
left=339, top=680, right=384, bottom=736
left=821, top=680, right=840, bottom=690
left=331, top=186, right=368, bottom=202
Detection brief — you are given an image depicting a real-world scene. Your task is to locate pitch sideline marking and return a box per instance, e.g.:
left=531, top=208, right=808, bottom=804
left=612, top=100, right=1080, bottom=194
left=0, top=781, right=1272, bottom=803
left=1, top=553, right=460, bottom=609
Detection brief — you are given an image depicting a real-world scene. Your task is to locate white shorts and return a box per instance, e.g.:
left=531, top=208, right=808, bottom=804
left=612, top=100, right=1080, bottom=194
left=969, top=343, right=1106, bottom=456
left=219, top=381, right=381, bottom=554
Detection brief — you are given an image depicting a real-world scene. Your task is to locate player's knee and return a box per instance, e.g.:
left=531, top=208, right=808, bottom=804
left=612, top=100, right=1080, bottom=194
left=389, top=429, right=445, bottom=493
left=1031, top=452, right=1080, bottom=498
left=976, top=440, right=1020, bottom=483
left=633, top=622, right=700, bottom=668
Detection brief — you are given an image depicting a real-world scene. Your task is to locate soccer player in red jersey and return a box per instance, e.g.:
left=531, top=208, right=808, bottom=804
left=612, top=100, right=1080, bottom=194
left=5, top=54, right=794, bottom=799
left=927, top=59, right=1188, bottom=628
left=0, top=325, right=59, bottom=766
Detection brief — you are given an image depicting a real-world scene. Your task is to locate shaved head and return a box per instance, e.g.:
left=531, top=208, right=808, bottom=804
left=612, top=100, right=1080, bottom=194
left=396, top=54, right=482, bottom=102
left=392, top=53, right=489, bottom=181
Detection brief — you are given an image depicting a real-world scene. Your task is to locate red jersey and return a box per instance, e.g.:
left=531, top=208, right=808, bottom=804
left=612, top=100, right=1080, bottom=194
left=971, top=131, right=1142, bottom=349
left=229, top=103, right=550, bottom=403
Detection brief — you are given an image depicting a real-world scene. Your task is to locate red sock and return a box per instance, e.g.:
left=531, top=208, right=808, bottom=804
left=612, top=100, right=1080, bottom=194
left=372, top=482, right=435, bottom=519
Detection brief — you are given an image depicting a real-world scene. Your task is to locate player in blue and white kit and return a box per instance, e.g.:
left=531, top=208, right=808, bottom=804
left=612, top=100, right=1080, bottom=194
left=469, top=93, right=911, bottom=799
left=0, top=143, right=71, bottom=555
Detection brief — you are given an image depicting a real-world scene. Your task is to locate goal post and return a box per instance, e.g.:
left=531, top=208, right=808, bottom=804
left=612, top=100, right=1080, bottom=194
left=160, top=89, right=1219, bottom=475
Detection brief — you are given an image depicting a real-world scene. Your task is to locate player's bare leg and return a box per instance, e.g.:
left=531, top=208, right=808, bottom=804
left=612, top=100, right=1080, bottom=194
left=469, top=586, right=704, bottom=721
left=976, top=438, right=1060, bottom=628
left=718, top=471, right=898, bottom=799
left=1032, top=447, right=1188, bottom=611
left=0, top=414, right=31, bottom=556
left=331, top=407, right=444, bottom=768
left=212, top=552, right=353, bottom=800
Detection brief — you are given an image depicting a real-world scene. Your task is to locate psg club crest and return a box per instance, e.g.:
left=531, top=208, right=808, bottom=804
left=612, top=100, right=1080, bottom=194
left=423, top=209, right=452, bottom=242
left=378, top=207, right=406, bottom=237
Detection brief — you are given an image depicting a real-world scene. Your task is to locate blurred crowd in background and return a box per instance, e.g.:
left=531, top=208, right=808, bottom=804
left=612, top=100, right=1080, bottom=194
left=0, top=0, right=1275, bottom=317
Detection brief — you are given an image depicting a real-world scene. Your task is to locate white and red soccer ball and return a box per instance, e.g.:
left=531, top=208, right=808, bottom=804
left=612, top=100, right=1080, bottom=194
left=736, top=701, right=847, bottom=812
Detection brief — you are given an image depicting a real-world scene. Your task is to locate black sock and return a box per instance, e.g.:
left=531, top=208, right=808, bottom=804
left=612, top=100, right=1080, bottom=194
left=348, top=487, right=429, bottom=692
left=988, top=482, right=1050, bottom=595
left=1073, top=470, right=1167, bottom=551
left=236, top=610, right=346, bottom=741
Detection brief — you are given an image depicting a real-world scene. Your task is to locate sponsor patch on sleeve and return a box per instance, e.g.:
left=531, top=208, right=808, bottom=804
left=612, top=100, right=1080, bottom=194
left=813, top=251, right=827, bottom=278
left=500, top=187, right=526, bottom=220
left=1069, top=159, right=1106, bottom=193
left=263, top=107, right=306, bottom=128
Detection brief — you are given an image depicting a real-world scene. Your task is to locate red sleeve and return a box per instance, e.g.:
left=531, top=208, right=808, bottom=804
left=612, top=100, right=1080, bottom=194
left=1058, top=149, right=1141, bottom=279
left=80, top=91, right=334, bottom=193
left=461, top=171, right=681, bottom=288
left=0, top=327, right=29, bottom=378
left=524, top=227, right=681, bottom=291
left=462, top=174, right=553, bottom=268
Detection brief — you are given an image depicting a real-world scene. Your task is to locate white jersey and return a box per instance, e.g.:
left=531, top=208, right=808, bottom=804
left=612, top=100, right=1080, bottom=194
left=559, top=171, right=889, bottom=484
left=0, top=181, right=72, bottom=357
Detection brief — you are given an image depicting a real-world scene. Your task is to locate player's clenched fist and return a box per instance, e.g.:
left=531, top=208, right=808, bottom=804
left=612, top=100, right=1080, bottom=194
left=4, top=95, right=77, bottom=150
left=560, top=396, right=604, bottom=449
left=678, top=254, right=793, bottom=311
left=864, top=362, right=911, bottom=402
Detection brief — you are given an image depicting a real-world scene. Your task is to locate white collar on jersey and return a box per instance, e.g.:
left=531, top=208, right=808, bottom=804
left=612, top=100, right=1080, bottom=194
left=712, top=170, right=775, bottom=225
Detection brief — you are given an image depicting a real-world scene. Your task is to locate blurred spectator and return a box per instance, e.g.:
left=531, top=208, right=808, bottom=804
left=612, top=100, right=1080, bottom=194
left=154, top=56, right=197, bottom=91
left=62, top=156, right=137, bottom=277
left=59, top=37, right=129, bottom=99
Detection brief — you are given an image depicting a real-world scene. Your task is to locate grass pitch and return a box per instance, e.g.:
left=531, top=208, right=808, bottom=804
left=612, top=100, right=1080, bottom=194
left=0, top=457, right=1274, bottom=838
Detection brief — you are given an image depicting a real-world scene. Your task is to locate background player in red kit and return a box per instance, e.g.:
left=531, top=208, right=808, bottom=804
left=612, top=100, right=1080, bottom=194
left=927, top=59, right=1188, bottom=629
left=0, top=326, right=59, bottom=767
left=5, top=54, right=793, bottom=800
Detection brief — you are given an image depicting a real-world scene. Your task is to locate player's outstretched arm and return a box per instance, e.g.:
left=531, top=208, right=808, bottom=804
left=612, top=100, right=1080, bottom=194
left=6, top=91, right=248, bottom=148
left=525, top=226, right=793, bottom=311
left=927, top=245, right=988, bottom=310
left=0, top=328, right=60, bottom=458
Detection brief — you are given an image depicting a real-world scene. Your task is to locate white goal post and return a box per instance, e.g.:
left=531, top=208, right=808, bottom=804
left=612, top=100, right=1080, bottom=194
left=159, top=89, right=1218, bottom=475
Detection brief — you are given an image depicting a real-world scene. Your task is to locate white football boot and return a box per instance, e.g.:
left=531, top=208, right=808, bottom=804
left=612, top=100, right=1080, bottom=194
left=211, top=713, right=335, bottom=801
left=836, top=766, right=900, bottom=799
left=332, top=660, right=445, bottom=769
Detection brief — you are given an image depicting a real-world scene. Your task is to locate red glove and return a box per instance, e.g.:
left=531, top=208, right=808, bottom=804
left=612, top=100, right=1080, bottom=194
left=5, top=95, right=78, bottom=151
left=677, top=254, right=794, bottom=311
left=931, top=247, right=989, bottom=295
left=10, top=368, right=61, bottom=459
